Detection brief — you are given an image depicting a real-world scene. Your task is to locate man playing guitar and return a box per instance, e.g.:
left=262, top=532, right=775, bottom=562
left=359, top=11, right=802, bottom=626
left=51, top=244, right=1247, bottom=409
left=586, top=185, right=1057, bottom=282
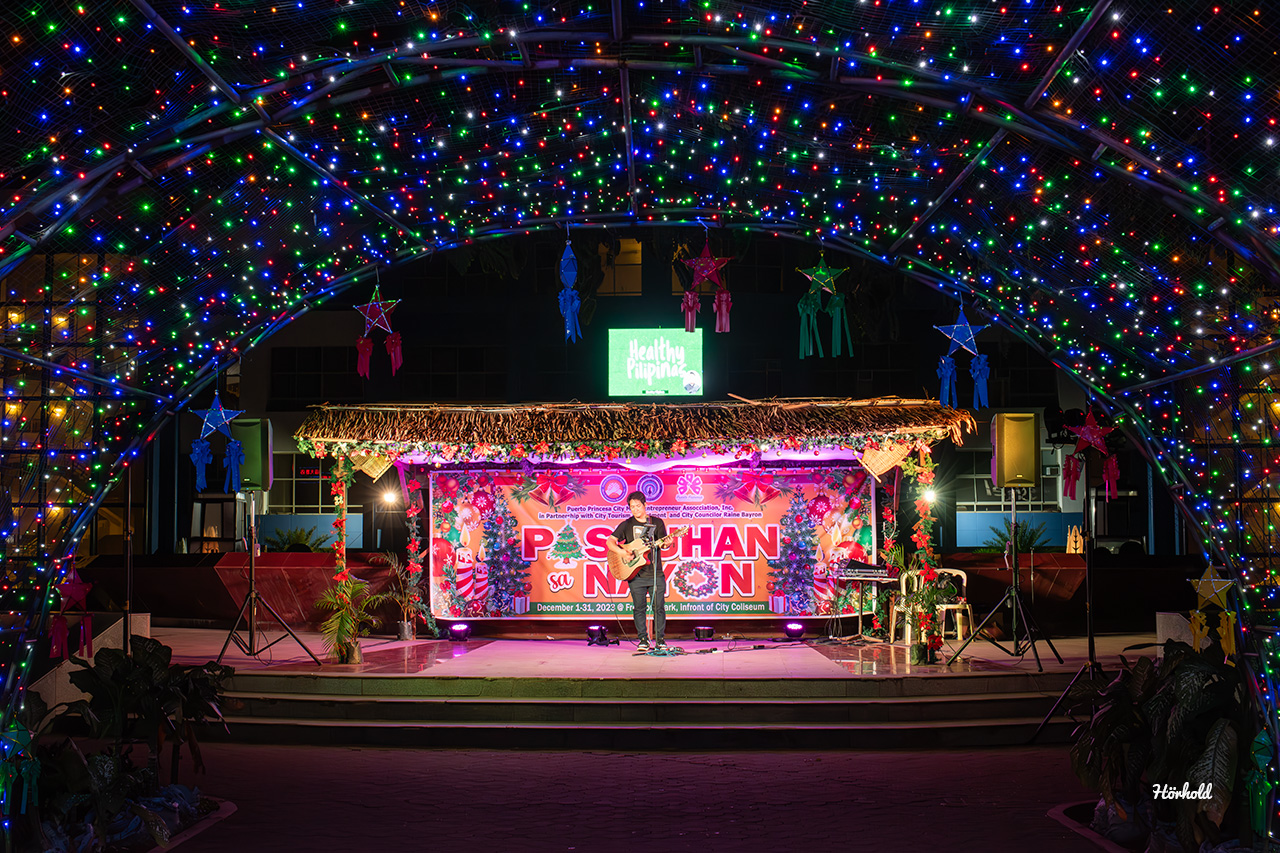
left=607, top=491, right=673, bottom=653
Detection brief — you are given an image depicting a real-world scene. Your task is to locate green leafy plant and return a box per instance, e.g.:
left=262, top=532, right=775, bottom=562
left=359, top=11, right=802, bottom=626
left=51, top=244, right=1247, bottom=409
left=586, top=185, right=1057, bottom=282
left=376, top=551, right=438, bottom=638
left=316, top=576, right=389, bottom=663
left=981, top=519, right=1052, bottom=554
left=262, top=524, right=332, bottom=552
left=11, top=637, right=232, bottom=851
left=1067, top=639, right=1255, bottom=852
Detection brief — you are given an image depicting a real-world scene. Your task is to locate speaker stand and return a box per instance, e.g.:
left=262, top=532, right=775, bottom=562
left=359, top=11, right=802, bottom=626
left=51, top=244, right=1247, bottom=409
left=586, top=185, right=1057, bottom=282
left=217, top=493, right=322, bottom=667
left=947, top=490, right=1063, bottom=672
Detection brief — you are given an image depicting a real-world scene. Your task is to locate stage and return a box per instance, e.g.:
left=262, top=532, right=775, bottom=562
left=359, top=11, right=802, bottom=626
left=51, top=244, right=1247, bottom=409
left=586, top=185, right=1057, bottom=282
left=155, top=626, right=1154, bottom=750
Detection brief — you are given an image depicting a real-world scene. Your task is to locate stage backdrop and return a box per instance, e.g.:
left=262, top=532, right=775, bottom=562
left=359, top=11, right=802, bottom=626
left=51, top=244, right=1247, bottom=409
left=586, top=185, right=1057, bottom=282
left=423, top=466, right=877, bottom=619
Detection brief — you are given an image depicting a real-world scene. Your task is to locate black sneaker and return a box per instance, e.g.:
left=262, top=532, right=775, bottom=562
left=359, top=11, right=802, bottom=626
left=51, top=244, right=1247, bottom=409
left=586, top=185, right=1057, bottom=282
left=655, top=641, right=669, bottom=652
left=636, top=640, right=650, bottom=653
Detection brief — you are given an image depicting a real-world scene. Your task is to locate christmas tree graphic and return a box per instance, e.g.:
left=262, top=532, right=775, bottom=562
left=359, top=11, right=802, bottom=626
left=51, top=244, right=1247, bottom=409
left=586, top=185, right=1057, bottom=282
left=550, top=521, right=585, bottom=568
left=767, top=493, right=818, bottom=615
left=481, top=501, right=532, bottom=616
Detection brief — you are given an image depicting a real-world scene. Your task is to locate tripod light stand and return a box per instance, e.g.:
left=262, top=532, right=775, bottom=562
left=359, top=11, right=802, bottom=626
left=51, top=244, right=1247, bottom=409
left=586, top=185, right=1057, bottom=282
left=1030, top=450, right=1105, bottom=742
left=217, top=491, right=322, bottom=666
left=947, top=485, right=1063, bottom=672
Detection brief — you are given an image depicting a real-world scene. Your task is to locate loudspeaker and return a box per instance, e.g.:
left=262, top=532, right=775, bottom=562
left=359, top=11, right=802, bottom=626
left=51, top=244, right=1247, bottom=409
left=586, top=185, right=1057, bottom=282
left=991, top=413, right=1038, bottom=488
left=229, top=419, right=273, bottom=491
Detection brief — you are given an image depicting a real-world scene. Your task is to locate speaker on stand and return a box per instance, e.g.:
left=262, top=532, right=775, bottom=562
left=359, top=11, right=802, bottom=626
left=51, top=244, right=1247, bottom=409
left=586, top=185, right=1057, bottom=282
left=218, top=419, right=321, bottom=666
left=948, top=413, right=1063, bottom=672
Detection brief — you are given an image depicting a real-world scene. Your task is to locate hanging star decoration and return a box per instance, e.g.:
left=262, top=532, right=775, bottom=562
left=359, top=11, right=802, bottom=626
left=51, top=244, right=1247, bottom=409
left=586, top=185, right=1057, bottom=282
left=56, top=566, right=93, bottom=612
left=683, top=241, right=731, bottom=289
left=933, top=307, right=988, bottom=356
left=357, top=284, right=399, bottom=336
left=1193, top=567, right=1234, bottom=610
left=1068, top=410, right=1115, bottom=456
left=797, top=255, right=846, bottom=294
left=194, top=391, right=243, bottom=439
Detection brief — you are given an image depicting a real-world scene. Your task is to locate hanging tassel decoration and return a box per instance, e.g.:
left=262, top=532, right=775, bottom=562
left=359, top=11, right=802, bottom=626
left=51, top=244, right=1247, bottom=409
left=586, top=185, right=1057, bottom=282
left=970, top=353, right=990, bottom=409
left=224, top=438, right=245, bottom=494
left=797, top=285, right=824, bottom=358
left=190, top=439, right=213, bottom=493
left=559, top=284, right=582, bottom=342
left=713, top=287, right=732, bottom=333
left=385, top=331, right=403, bottom=375
left=1102, top=454, right=1120, bottom=501
left=1190, top=609, right=1208, bottom=653
left=1062, top=454, right=1082, bottom=500
left=681, top=289, right=701, bottom=333
left=558, top=240, right=582, bottom=342
left=356, top=336, right=373, bottom=378
left=49, top=614, right=68, bottom=659
left=1218, top=610, right=1236, bottom=663
left=937, top=356, right=957, bottom=408
left=825, top=291, right=853, bottom=356
left=78, top=613, right=93, bottom=657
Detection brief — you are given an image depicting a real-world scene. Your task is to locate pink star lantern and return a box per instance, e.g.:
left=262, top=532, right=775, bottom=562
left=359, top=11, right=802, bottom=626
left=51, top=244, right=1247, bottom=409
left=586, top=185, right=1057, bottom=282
left=1068, top=410, right=1114, bottom=455
left=356, top=286, right=399, bottom=336
left=682, top=243, right=730, bottom=289
left=57, top=566, right=92, bottom=612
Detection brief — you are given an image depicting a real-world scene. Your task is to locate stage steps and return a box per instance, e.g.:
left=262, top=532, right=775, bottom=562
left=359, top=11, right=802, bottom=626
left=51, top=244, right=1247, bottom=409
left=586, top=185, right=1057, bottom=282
left=214, top=670, right=1081, bottom=748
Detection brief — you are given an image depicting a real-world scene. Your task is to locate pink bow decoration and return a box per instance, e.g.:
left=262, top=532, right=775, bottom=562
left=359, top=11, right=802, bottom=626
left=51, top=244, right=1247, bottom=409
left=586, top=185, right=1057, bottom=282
left=681, top=290, right=701, bottom=333
left=356, top=336, right=373, bottom=378
left=734, top=471, right=780, bottom=504
left=713, top=289, right=732, bottom=333
left=386, top=331, right=403, bottom=376
left=1103, top=454, right=1120, bottom=501
left=531, top=472, right=574, bottom=506
left=1062, top=454, right=1082, bottom=501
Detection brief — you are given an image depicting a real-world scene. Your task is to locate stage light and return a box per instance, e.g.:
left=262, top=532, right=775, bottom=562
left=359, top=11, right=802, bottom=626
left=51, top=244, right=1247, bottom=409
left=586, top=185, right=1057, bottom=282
left=383, top=490, right=399, bottom=504
left=586, top=625, right=610, bottom=646
left=783, top=623, right=805, bottom=640
left=693, top=626, right=714, bottom=641
left=449, top=623, right=471, bottom=642
left=924, top=488, right=937, bottom=503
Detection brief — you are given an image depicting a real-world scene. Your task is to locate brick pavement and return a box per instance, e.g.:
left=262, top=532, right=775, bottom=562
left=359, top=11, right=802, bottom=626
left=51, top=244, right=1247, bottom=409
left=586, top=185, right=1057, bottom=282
left=173, top=744, right=1098, bottom=853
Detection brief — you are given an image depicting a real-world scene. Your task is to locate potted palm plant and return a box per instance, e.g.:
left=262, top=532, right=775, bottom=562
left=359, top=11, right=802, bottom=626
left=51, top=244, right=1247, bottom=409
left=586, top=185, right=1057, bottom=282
left=381, top=551, right=430, bottom=640
left=316, top=575, right=388, bottom=664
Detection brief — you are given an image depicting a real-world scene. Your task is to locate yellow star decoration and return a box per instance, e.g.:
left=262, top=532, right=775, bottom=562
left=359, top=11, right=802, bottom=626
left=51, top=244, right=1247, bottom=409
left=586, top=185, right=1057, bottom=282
left=1193, top=567, right=1234, bottom=610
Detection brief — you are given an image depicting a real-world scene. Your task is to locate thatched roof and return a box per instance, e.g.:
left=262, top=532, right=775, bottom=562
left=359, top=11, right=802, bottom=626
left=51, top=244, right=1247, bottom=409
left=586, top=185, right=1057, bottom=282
left=294, top=398, right=974, bottom=463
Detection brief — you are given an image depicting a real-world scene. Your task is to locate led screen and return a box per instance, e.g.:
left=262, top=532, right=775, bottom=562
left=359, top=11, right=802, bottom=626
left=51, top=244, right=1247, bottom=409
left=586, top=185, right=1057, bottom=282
left=608, top=328, right=704, bottom=396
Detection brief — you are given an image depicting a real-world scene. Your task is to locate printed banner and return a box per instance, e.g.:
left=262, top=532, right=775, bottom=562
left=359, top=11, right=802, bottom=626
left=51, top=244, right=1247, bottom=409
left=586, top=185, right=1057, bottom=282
left=427, top=466, right=877, bottom=619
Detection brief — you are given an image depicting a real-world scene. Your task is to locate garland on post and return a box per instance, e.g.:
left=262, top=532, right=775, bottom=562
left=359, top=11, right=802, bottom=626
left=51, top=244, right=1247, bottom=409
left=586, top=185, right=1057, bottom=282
left=403, top=477, right=439, bottom=638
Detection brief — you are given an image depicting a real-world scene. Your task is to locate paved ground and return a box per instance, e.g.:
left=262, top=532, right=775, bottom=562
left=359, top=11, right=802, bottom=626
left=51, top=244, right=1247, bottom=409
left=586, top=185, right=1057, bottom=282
left=174, top=744, right=1097, bottom=853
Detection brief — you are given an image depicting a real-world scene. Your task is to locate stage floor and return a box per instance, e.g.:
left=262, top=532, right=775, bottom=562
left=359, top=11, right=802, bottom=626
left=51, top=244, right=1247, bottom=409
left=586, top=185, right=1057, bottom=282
left=156, top=625, right=1156, bottom=680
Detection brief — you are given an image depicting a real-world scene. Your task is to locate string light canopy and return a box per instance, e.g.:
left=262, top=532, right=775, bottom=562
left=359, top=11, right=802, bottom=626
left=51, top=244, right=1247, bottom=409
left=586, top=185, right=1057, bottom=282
left=3, top=0, right=1280, bottom=825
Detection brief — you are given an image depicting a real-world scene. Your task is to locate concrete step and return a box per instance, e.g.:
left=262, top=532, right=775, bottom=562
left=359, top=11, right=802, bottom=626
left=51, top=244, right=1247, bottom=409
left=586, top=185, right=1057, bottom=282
left=223, top=690, right=1064, bottom=724
left=208, top=714, right=1077, bottom=749
left=224, top=671, right=1080, bottom=700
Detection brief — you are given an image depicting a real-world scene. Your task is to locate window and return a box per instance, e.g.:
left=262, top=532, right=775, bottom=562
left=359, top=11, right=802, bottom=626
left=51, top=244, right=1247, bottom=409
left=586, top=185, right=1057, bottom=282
left=269, top=347, right=363, bottom=409
left=953, top=449, right=1060, bottom=513
left=268, top=453, right=363, bottom=515
left=597, top=238, right=643, bottom=295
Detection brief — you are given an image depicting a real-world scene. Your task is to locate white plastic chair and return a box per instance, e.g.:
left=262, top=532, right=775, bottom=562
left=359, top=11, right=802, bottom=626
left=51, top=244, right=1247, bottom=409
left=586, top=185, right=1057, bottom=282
left=934, top=569, right=974, bottom=640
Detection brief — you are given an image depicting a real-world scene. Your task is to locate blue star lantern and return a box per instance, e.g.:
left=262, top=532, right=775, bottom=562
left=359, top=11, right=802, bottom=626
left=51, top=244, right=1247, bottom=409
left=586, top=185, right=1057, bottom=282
left=934, top=307, right=988, bottom=356
left=195, top=391, right=244, bottom=439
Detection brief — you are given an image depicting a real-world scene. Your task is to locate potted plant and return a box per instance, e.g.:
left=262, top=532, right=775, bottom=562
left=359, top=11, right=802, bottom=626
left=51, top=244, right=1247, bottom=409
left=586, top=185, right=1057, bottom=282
left=379, top=551, right=432, bottom=641
left=316, top=575, right=388, bottom=663
left=1067, top=637, right=1259, bottom=852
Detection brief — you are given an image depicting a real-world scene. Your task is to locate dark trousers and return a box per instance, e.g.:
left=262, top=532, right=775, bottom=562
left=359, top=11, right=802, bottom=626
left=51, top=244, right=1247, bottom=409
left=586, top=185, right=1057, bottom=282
left=629, top=570, right=666, bottom=643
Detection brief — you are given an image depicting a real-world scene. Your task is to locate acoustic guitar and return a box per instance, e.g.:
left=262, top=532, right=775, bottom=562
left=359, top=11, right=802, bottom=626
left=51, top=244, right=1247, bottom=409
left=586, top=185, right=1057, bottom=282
left=606, top=525, right=690, bottom=582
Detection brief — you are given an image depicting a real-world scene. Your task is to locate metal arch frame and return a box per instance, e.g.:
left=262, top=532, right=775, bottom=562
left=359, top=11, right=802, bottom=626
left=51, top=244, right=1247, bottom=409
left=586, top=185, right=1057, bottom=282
left=5, top=21, right=1279, bottom=284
